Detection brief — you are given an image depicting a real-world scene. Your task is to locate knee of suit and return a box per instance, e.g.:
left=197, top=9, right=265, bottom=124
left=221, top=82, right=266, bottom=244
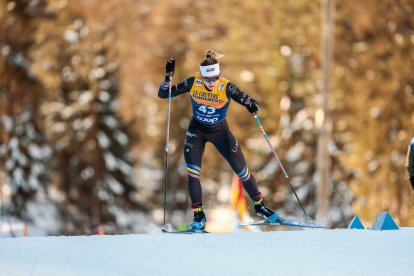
left=237, top=164, right=251, bottom=182
left=187, top=163, right=201, bottom=178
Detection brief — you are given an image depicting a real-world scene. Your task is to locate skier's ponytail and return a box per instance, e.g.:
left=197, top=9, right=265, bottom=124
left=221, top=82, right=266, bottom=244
left=200, top=49, right=224, bottom=66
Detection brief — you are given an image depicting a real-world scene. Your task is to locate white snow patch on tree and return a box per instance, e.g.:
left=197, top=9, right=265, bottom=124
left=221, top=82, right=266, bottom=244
left=81, top=167, right=94, bottom=180
left=1, top=115, right=13, bottom=131
left=97, top=131, right=111, bottom=149
left=103, top=152, right=117, bottom=171
left=89, top=67, right=106, bottom=80
left=98, top=90, right=110, bottom=102
left=286, top=141, right=305, bottom=162
left=102, top=115, right=117, bottom=128
left=64, top=30, right=79, bottom=44
left=12, top=168, right=24, bottom=187
left=106, top=175, right=124, bottom=195
left=78, top=90, right=93, bottom=105
left=117, top=159, right=132, bottom=175
left=9, top=136, right=18, bottom=149
left=114, top=130, right=128, bottom=146
left=28, top=175, right=41, bottom=189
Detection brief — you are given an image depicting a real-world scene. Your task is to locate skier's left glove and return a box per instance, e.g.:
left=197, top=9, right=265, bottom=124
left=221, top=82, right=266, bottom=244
left=246, top=98, right=260, bottom=114
left=165, top=58, right=175, bottom=77
left=410, top=176, right=414, bottom=190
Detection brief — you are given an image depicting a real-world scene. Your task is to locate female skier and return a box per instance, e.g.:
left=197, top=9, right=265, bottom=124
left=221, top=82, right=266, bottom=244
left=158, top=49, right=279, bottom=230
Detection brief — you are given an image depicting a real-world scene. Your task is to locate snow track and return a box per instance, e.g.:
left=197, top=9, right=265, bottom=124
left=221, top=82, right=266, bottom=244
left=0, top=228, right=413, bottom=276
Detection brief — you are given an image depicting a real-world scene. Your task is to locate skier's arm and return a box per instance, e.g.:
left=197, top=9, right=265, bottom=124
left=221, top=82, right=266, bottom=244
left=226, top=82, right=260, bottom=114
left=158, top=76, right=194, bottom=98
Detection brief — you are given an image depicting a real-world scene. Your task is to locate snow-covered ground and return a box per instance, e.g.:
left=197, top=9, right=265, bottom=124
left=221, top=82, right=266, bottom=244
left=0, top=227, right=413, bottom=276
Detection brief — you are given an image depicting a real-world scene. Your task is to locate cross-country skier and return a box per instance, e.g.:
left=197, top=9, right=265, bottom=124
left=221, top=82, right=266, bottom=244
left=158, top=49, right=279, bottom=230
left=406, top=136, right=414, bottom=189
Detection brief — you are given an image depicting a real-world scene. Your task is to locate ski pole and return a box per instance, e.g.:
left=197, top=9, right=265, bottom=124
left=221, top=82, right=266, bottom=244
left=163, top=74, right=173, bottom=226
left=252, top=114, right=310, bottom=219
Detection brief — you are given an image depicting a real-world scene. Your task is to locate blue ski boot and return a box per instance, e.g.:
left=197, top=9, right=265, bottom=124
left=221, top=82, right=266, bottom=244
left=254, top=197, right=280, bottom=223
left=189, top=209, right=206, bottom=230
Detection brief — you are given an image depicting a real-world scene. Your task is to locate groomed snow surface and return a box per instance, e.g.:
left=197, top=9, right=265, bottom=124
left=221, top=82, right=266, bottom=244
left=1, top=227, right=413, bottom=276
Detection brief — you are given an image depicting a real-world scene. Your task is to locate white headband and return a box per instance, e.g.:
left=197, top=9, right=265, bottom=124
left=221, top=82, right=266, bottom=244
left=200, top=63, right=220, bottom=77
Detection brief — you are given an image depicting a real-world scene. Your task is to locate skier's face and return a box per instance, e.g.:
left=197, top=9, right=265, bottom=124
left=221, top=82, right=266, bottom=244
left=202, top=76, right=220, bottom=90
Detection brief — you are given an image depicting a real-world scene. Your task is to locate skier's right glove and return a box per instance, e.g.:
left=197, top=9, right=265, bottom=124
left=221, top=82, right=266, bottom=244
left=165, top=58, right=175, bottom=77
left=410, top=176, right=414, bottom=190
left=246, top=98, right=260, bottom=114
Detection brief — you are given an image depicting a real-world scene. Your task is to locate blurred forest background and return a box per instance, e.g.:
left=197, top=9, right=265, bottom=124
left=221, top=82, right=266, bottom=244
left=0, top=0, right=413, bottom=235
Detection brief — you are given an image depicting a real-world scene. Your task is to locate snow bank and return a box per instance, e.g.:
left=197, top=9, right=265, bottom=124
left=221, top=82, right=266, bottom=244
left=0, top=228, right=413, bottom=276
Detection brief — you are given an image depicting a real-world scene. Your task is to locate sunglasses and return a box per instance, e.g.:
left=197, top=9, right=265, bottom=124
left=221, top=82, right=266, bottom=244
left=202, top=76, right=220, bottom=83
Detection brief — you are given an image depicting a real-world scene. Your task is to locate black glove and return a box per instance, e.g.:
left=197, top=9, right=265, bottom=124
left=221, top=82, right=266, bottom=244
left=165, top=58, right=175, bottom=76
left=410, top=176, right=414, bottom=189
left=246, top=98, right=260, bottom=114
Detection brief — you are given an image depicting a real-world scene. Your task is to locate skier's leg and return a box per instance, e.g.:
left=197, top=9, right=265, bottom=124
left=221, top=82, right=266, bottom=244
left=209, top=128, right=260, bottom=198
left=184, top=128, right=207, bottom=229
left=184, top=128, right=206, bottom=204
left=211, top=129, right=279, bottom=222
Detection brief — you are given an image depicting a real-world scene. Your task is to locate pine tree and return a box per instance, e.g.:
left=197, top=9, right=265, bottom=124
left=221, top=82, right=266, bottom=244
left=42, top=16, right=142, bottom=234
left=0, top=0, right=52, bottom=221
left=335, top=0, right=414, bottom=225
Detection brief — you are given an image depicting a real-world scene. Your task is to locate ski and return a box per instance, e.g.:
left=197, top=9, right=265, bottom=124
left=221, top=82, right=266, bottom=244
left=240, top=218, right=326, bottom=229
left=162, top=228, right=209, bottom=234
